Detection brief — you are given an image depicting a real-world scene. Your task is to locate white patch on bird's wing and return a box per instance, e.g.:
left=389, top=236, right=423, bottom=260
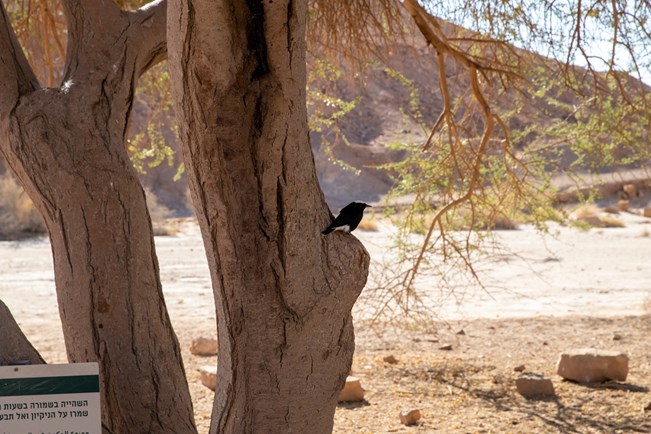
left=334, top=225, right=351, bottom=233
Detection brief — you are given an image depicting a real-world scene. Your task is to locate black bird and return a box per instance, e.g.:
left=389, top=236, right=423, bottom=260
left=322, top=202, right=372, bottom=235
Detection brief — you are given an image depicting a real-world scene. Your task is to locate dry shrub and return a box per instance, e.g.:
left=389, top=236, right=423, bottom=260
left=569, top=204, right=625, bottom=228
left=144, top=189, right=179, bottom=236
left=357, top=218, right=379, bottom=232
left=0, top=172, right=46, bottom=240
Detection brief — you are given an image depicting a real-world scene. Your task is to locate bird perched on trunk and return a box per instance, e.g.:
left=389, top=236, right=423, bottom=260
left=322, top=202, right=372, bottom=235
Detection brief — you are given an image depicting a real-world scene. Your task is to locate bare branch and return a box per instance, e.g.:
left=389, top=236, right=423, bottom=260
left=0, top=0, right=39, bottom=115
left=402, top=66, right=496, bottom=292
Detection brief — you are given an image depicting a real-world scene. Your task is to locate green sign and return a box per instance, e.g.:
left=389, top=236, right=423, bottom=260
left=0, top=363, right=101, bottom=433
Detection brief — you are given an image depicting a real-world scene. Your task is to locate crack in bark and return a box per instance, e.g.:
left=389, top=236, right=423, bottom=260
left=245, top=0, right=270, bottom=78
left=59, top=209, right=75, bottom=275
left=286, top=0, right=293, bottom=70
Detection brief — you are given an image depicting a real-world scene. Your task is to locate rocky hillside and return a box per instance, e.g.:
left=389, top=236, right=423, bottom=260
left=310, top=22, right=651, bottom=209
left=3, top=15, right=650, bottom=217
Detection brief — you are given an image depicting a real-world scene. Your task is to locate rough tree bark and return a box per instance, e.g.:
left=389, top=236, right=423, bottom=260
left=168, top=0, right=370, bottom=432
left=0, top=1, right=196, bottom=432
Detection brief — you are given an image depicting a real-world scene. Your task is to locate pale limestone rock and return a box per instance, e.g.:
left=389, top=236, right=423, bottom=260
left=399, top=408, right=421, bottom=426
left=338, top=376, right=365, bottom=402
left=190, top=337, right=218, bottom=356
left=199, top=365, right=217, bottom=390
left=516, top=373, right=555, bottom=398
left=556, top=348, right=628, bottom=383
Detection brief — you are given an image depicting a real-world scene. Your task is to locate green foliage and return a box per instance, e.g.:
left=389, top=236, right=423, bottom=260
left=306, top=57, right=361, bottom=174
left=383, top=66, right=425, bottom=126
left=127, top=65, right=185, bottom=179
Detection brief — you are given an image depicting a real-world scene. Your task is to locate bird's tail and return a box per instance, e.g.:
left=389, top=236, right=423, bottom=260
left=321, top=226, right=334, bottom=235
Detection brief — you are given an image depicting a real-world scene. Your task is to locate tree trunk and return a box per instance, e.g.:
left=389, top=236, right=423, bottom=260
left=0, top=1, right=196, bottom=432
left=0, top=300, right=45, bottom=366
left=168, top=1, right=369, bottom=432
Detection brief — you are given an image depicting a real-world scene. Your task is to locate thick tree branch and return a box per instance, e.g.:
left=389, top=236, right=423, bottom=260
left=129, top=0, right=168, bottom=76
left=0, top=0, right=39, bottom=115
left=61, top=0, right=166, bottom=82
left=61, top=0, right=122, bottom=81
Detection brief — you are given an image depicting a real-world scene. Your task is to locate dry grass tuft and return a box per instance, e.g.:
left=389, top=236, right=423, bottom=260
left=153, top=220, right=180, bottom=237
left=0, top=172, right=46, bottom=240
left=145, top=188, right=179, bottom=236
left=357, top=218, right=379, bottom=232
left=569, top=204, right=625, bottom=228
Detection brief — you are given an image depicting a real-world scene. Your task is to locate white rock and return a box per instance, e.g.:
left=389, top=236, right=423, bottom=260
left=190, top=337, right=218, bottom=356
left=199, top=365, right=217, bottom=390
left=515, top=373, right=555, bottom=398
left=556, top=348, right=628, bottom=383
left=338, top=376, right=365, bottom=402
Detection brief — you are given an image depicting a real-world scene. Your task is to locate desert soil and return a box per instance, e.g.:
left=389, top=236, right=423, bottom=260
left=1, top=212, right=650, bottom=433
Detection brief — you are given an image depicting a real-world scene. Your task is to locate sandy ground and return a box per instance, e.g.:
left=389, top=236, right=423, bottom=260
left=0, top=213, right=650, bottom=433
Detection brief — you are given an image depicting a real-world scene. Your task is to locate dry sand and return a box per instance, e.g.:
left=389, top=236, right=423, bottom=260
left=0, top=213, right=650, bottom=433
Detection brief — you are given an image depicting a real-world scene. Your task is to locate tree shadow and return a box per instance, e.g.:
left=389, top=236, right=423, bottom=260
left=423, top=365, right=651, bottom=433
left=337, top=399, right=371, bottom=410
left=568, top=380, right=649, bottom=393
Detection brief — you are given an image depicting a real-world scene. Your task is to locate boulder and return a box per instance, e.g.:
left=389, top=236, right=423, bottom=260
left=399, top=408, right=421, bottom=426
left=556, top=348, right=628, bottom=383
left=338, top=376, right=365, bottom=402
left=190, top=337, right=218, bottom=356
left=199, top=365, right=217, bottom=390
left=643, top=207, right=651, bottom=218
left=515, top=373, right=555, bottom=398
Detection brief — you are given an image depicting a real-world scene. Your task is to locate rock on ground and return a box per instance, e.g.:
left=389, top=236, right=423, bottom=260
left=399, top=408, right=421, bottom=426
left=556, top=348, right=629, bottom=383
left=190, top=337, right=218, bottom=356
left=515, top=373, right=555, bottom=398
left=199, top=365, right=217, bottom=390
left=338, top=376, right=365, bottom=402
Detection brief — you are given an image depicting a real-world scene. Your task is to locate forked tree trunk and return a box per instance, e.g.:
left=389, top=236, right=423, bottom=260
left=0, top=1, right=196, bottom=432
left=168, top=0, right=369, bottom=432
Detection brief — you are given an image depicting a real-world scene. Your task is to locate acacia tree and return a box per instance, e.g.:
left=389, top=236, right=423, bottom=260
left=0, top=0, right=370, bottom=431
left=167, top=0, right=369, bottom=431
left=3, top=0, right=651, bottom=432
left=0, top=1, right=196, bottom=432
